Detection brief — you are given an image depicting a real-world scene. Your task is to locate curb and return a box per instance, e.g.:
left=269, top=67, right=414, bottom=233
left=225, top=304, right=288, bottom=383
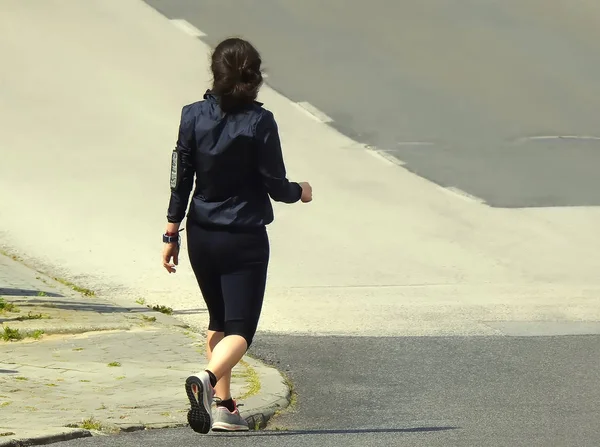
left=240, top=356, right=292, bottom=430
left=0, top=429, right=92, bottom=447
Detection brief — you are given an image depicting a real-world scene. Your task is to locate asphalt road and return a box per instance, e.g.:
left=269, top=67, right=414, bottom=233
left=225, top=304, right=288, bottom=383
left=59, top=334, right=600, bottom=447
left=144, top=0, right=600, bottom=207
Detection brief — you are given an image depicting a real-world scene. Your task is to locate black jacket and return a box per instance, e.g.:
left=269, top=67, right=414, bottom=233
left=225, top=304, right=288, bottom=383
left=166, top=91, right=302, bottom=228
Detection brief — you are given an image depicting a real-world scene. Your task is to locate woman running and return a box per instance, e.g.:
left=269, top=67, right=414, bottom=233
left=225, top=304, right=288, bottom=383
left=161, top=37, right=312, bottom=434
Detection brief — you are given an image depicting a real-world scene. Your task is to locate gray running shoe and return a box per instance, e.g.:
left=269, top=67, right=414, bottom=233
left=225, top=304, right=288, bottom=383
left=185, top=372, right=214, bottom=434
left=211, top=400, right=249, bottom=432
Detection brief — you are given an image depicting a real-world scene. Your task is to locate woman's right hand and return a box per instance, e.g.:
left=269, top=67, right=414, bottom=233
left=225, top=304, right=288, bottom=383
left=299, top=182, right=313, bottom=203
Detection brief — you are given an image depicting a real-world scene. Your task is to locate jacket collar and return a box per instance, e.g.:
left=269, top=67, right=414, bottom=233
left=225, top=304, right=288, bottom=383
left=203, top=89, right=263, bottom=106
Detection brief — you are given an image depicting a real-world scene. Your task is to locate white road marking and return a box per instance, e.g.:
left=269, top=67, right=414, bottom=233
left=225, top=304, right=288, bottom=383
left=170, top=19, right=206, bottom=38
left=442, top=186, right=485, bottom=204
left=293, top=101, right=333, bottom=123
left=521, top=135, right=600, bottom=141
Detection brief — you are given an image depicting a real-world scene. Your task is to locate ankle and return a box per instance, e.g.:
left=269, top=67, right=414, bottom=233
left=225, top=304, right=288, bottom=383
left=205, top=370, right=217, bottom=388
left=216, top=397, right=236, bottom=412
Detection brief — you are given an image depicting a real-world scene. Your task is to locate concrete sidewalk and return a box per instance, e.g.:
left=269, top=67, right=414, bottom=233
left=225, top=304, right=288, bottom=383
left=0, top=254, right=290, bottom=446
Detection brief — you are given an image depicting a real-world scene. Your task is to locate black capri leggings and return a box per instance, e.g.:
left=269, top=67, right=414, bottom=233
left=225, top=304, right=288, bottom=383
left=186, top=221, right=269, bottom=348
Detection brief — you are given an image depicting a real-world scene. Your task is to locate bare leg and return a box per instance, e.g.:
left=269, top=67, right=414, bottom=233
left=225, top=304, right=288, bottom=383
left=206, top=330, right=232, bottom=400
left=206, top=334, right=247, bottom=381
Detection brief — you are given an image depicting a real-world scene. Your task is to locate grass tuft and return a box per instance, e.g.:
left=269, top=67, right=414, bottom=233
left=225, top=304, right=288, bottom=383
left=52, top=277, right=95, bottom=296
left=30, top=330, right=44, bottom=340
left=148, top=304, right=173, bottom=315
left=236, top=360, right=261, bottom=400
left=16, top=311, right=49, bottom=321
left=80, top=417, right=102, bottom=431
left=2, top=327, right=22, bottom=341
left=0, top=297, right=19, bottom=313
left=2, top=327, right=44, bottom=341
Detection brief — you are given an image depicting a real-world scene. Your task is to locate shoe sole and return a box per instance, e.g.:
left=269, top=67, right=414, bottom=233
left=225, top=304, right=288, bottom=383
left=212, top=421, right=250, bottom=432
left=185, top=375, right=212, bottom=434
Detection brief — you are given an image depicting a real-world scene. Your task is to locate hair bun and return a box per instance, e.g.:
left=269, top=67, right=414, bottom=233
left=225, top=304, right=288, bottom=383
left=240, top=66, right=258, bottom=83
left=210, top=38, right=264, bottom=112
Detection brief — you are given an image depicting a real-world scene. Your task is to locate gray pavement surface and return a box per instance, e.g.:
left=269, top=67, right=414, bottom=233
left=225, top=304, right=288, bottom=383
left=145, top=0, right=600, bottom=207
left=0, top=255, right=289, bottom=445
left=57, top=334, right=600, bottom=446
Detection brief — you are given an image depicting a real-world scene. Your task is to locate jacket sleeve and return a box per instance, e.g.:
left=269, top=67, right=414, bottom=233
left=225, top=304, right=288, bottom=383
left=255, top=111, right=302, bottom=203
left=166, top=105, right=196, bottom=223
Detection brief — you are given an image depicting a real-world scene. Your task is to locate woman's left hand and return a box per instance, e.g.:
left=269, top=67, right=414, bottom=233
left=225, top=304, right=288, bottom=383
left=162, top=243, right=179, bottom=273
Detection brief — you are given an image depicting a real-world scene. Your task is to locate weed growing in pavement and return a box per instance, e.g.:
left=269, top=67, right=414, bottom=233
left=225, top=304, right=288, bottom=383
left=235, top=359, right=261, bottom=400
left=30, top=330, right=44, bottom=340
left=0, top=432, right=15, bottom=437
left=0, top=297, right=19, bottom=313
left=2, top=326, right=44, bottom=341
left=80, top=417, right=102, bottom=431
left=14, top=377, right=28, bottom=381
left=37, top=291, right=47, bottom=297
left=16, top=311, right=49, bottom=321
left=135, top=298, right=146, bottom=305
left=0, top=402, right=11, bottom=408
left=107, top=362, right=121, bottom=367
left=2, top=327, right=22, bottom=341
left=0, top=248, right=22, bottom=262
left=148, top=304, right=173, bottom=315
left=52, top=276, right=95, bottom=297
left=73, top=347, right=84, bottom=351
left=141, top=315, right=156, bottom=322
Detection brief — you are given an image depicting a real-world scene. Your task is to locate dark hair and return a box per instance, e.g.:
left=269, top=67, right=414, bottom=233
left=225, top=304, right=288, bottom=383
left=211, top=38, right=263, bottom=112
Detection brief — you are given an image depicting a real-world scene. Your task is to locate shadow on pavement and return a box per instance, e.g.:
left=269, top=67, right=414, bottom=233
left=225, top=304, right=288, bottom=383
left=218, top=426, right=459, bottom=437
left=3, top=296, right=134, bottom=314
left=172, top=308, right=208, bottom=315
left=0, top=369, right=20, bottom=374
left=0, top=288, right=63, bottom=298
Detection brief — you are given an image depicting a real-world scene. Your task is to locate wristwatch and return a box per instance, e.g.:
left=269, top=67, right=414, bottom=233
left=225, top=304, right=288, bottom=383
left=163, top=229, right=183, bottom=249
left=162, top=233, right=179, bottom=244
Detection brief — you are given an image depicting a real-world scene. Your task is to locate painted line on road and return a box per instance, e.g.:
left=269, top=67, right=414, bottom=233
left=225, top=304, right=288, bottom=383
left=520, top=135, right=600, bottom=142
left=442, top=186, right=485, bottom=204
left=293, top=101, right=333, bottom=123
left=170, top=19, right=206, bottom=38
